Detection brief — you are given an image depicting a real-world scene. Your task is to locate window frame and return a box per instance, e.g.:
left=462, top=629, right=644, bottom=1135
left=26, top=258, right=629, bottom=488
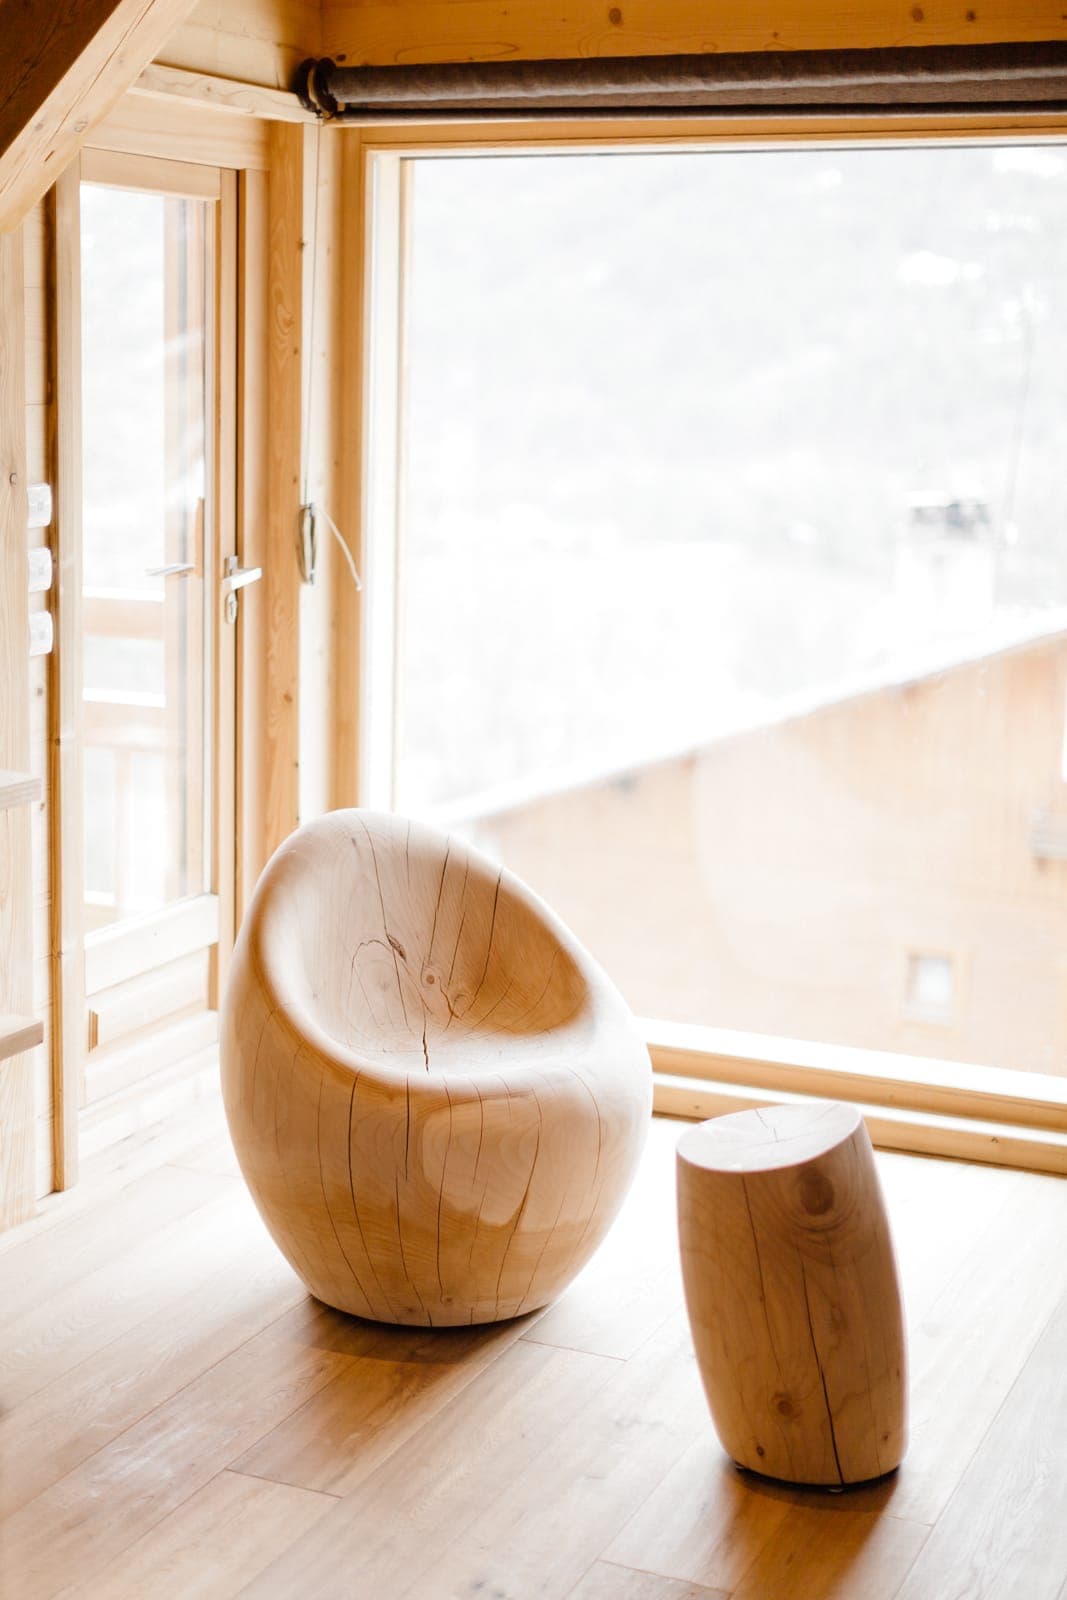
left=349, top=109, right=1067, bottom=1174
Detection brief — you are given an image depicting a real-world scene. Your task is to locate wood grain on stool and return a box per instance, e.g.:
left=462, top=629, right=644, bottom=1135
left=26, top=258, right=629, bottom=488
left=676, top=1101, right=907, bottom=1487
left=221, top=809, right=651, bottom=1327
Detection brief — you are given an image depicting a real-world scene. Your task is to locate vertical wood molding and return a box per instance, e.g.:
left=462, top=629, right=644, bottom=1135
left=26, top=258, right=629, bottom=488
left=0, top=224, right=36, bottom=1226
left=213, top=169, right=239, bottom=1002
left=47, top=163, right=86, bottom=1190
left=330, top=130, right=366, bottom=810
left=259, top=122, right=309, bottom=873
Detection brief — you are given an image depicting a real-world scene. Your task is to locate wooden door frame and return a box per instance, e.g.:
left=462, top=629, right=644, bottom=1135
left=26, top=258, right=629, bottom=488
left=48, top=137, right=245, bottom=1185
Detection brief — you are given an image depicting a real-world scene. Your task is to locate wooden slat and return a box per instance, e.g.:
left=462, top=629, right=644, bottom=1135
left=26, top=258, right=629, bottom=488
left=211, top=168, right=239, bottom=1008
left=321, top=0, right=1067, bottom=68
left=648, top=1020, right=1067, bottom=1133
left=132, top=62, right=317, bottom=123
left=85, top=91, right=271, bottom=171
left=87, top=949, right=209, bottom=1052
left=236, top=166, right=269, bottom=910
left=0, top=771, right=42, bottom=810
left=0, top=0, right=204, bottom=232
left=84, top=895, right=220, bottom=994
left=84, top=1011, right=219, bottom=1106
left=0, top=1016, right=44, bottom=1064
left=652, top=1074, right=1067, bottom=1176
left=81, top=147, right=222, bottom=198
left=0, top=225, right=35, bottom=1230
left=48, top=162, right=86, bottom=1192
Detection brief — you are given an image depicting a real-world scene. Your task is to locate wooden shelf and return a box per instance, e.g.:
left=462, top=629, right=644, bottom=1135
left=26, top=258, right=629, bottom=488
left=0, top=769, right=41, bottom=810
left=0, top=1013, right=44, bottom=1063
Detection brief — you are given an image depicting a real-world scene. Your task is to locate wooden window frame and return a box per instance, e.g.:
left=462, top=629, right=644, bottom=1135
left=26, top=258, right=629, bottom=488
left=348, top=109, right=1067, bottom=1174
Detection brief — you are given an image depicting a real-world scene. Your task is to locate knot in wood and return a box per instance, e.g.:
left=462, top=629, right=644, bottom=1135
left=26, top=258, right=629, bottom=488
left=797, top=1169, right=835, bottom=1215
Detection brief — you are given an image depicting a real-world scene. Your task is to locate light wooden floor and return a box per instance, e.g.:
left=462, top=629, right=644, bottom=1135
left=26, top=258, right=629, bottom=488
left=2, top=1086, right=1067, bottom=1600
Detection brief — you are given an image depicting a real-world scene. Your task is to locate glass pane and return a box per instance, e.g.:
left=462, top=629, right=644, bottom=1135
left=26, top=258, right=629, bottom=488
left=394, top=141, right=1067, bottom=1080
left=81, top=183, right=211, bottom=929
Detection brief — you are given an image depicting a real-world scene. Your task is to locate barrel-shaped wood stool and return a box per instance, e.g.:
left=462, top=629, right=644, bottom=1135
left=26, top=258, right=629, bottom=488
left=677, top=1102, right=907, bottom=1487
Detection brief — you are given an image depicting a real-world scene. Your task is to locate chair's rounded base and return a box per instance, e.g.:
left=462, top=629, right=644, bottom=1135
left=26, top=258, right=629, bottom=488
left=733, top=1460, right=903, bottom=1493
left=310, top=1289, right=551, bottom=1329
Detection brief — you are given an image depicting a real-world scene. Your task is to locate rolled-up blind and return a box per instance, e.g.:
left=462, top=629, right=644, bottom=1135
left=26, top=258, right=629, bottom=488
left=296, top=42, right=1067, bottom=120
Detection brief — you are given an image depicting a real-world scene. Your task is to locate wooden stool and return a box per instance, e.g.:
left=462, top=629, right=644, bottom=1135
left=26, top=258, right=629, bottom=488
left=677, top=1102, right=907, bottom=1488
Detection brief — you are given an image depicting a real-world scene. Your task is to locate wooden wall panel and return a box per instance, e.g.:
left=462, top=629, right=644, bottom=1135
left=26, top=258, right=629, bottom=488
left=322, top=0, right=1067, bottom=67
left=157, top=0, right=320, bottom=92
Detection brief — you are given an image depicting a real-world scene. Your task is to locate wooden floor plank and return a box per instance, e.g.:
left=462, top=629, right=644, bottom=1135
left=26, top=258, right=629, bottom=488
left=605, top=1436, right=798, bottom=1592
left=855, top=1169, right=1067, bottom=1527
left=567, top=1562, right=729, bottom=1599
left=0, top=1186, right=307, bottom=1520
left=893, top=1290, right=1067, bottom=1600
left=731, top=1502, right=929, bottom=1599
left=0, top=1163, right=231, bottom=1326
left=398, top=1310, right=708, bottom=1600
left=239, top=1339, right=618, bottom=1599
left=0, top=1178, right=244, bottom=1410
left=54, top=1470, right=338, bottom=1600
left=234, top=1301, right=538, bottom=1495
left=0, top=1335, right=353, bottom=1600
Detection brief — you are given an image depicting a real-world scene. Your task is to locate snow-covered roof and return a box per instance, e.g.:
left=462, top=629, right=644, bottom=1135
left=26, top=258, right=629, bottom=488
left=427, top=606, right=1067, bottom=829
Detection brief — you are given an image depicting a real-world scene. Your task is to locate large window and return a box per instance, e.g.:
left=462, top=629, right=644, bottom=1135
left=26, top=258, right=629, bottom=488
left=368, top=137, right=1067, bottom=1085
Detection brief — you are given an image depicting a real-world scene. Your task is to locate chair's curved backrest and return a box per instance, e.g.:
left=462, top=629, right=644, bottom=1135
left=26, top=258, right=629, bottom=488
left=252, top=809, right=590, bottom=1071
left=223, top=808, right=651, bottom=1325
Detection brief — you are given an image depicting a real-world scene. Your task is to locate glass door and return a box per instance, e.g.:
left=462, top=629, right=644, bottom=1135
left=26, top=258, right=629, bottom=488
left=78, top=153, right=237, bottom=1091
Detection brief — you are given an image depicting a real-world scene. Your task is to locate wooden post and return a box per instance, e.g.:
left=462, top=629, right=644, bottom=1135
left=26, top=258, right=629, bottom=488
left=0, top=224, right=36, bottom=1226
left=47, top=163, right=86, bottom=1189
left=677, top=1101, right=907, bottom=1486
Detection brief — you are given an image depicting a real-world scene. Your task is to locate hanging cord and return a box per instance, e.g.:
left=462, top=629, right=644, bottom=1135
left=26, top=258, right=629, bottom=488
left=297, top=127, right=361, bottom=590
left=309, top=502, right=362, bottom=589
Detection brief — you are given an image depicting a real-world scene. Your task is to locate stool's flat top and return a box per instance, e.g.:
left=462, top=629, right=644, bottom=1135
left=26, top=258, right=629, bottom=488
left=676, top=1101, right=864, bottom=1174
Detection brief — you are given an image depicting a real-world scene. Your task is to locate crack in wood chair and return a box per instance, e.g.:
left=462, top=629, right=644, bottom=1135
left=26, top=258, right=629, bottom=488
left=222, top=809, right=652, bottom=1326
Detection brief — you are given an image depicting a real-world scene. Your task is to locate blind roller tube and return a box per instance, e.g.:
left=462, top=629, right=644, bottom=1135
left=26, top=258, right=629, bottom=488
left=297, top=42, right=1067, bottom=119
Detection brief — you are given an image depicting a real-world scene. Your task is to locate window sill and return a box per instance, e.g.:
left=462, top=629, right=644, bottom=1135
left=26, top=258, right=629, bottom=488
left=644, top=1019, right=1067, bottom=1174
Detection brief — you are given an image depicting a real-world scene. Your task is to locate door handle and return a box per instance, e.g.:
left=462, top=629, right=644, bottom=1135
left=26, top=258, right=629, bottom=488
left=221, top=556, right=263, bottom=594
left=221, top=555, right=263, bottom=623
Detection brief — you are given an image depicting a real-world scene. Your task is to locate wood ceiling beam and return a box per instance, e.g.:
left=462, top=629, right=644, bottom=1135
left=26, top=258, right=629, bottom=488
left=320, top=0, right=1067, bottom=69
left=0, top=0, right=204, bottom=233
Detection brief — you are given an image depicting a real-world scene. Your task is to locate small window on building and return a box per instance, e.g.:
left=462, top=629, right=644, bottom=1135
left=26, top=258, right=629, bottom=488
left=905, top=954, right=954, bottom=1022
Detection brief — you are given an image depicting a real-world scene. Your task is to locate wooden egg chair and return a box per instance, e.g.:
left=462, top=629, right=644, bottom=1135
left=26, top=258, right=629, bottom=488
left=221, top=809, right=652, bottom=1326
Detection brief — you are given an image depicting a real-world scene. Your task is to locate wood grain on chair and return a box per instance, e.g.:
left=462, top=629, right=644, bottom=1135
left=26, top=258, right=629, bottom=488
left=221, top=809, right=652, bottom=1326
